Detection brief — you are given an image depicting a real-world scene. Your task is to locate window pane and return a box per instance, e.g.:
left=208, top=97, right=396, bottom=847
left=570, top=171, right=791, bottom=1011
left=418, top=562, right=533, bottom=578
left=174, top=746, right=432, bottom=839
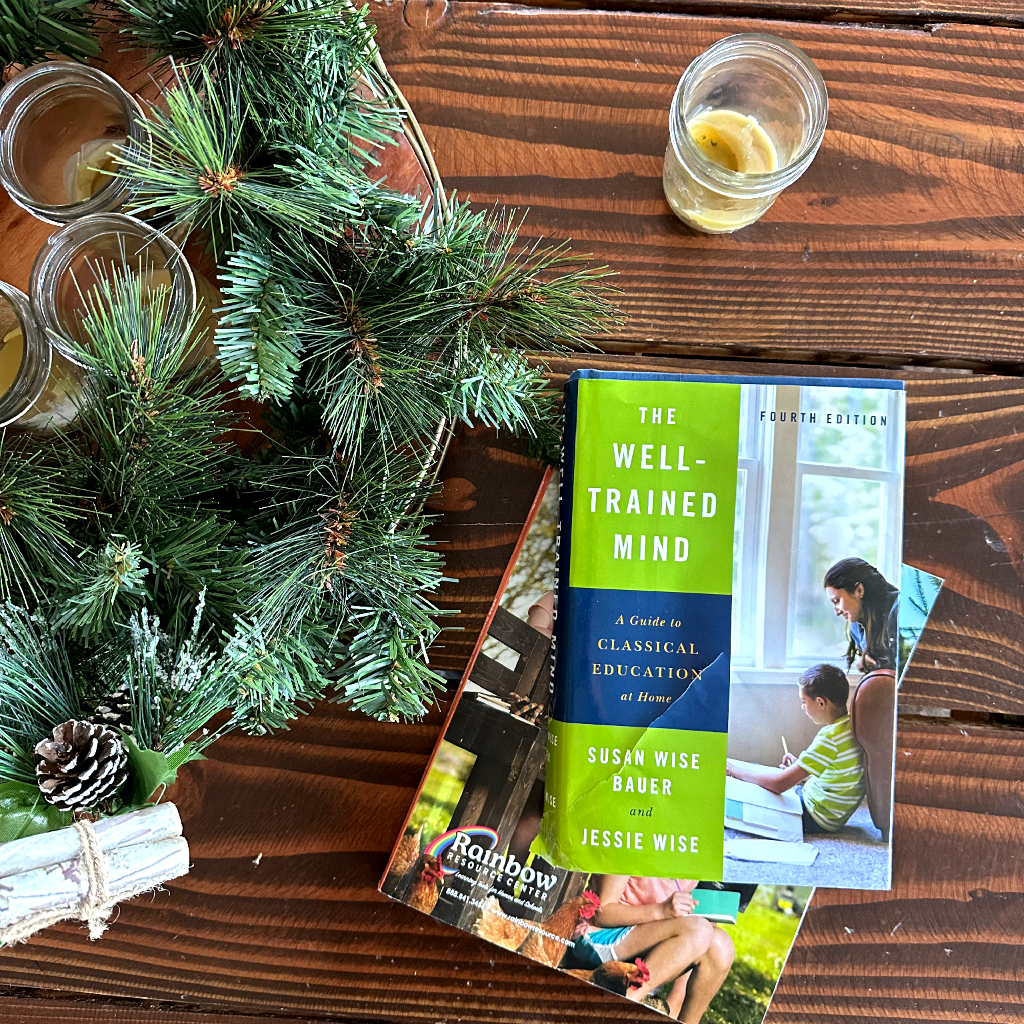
left=738, top=384, right=769, bottom=460
left=791, top=474, right=882, bottom=660
left=798, top=388, right=892, bottom=470
left=731, top=467, right=748, bottom=656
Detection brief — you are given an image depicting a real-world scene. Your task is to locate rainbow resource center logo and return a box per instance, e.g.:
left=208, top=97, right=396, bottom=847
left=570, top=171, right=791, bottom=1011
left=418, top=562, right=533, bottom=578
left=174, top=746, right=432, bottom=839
left=425, top=826, right=560, bottom=896
left=425, top=826, right=500, bottom=875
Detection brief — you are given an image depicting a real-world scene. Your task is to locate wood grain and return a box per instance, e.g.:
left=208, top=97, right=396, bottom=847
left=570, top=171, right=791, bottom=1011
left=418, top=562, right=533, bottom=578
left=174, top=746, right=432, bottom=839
left=372, top=2, right=1024, bottom=370
left=519, top=0, right=1024, bottom=29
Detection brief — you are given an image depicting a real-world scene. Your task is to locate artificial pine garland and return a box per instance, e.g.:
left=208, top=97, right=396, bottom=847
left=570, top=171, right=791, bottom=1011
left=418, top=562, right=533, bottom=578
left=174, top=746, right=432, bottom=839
left=0, top=0, right=98, bottom=68
left=0, top=0, right=616, bottom=831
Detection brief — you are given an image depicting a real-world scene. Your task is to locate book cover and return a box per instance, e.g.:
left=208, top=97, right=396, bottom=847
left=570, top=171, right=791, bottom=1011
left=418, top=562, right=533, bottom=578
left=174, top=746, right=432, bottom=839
left=539, top=370, right=908, bottom=889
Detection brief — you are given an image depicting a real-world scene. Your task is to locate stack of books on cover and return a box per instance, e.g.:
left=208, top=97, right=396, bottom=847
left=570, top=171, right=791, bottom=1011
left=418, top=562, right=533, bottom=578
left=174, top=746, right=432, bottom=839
left=381, top=370, right=942, bottom=1022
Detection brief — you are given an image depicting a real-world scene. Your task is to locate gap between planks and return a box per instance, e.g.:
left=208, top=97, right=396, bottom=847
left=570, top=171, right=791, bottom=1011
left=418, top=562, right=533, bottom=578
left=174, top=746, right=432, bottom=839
left=473, top=0, right=1024, bottom=30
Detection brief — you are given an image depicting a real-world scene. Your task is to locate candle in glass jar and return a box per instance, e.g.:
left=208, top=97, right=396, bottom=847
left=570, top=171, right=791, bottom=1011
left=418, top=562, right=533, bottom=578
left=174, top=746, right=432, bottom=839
left=30, top=214, right=197, bottom=368
left=16, top=89, right=127, bottom=206
left=688, top=110, right=777, bottom=175
left=0, top=327, right=24, bottom=399
left=0, top=282, right=57, bottom=430
left=0, top=64, right=146, bottom=225
left=663, top=34, right=827, bottom=234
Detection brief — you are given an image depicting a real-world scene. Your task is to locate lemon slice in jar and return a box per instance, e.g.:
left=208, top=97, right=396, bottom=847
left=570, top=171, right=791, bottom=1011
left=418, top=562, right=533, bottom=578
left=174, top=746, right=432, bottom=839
left=0, top=328, right=24, bottom=398
left=62, top=137, right=126, bottom=203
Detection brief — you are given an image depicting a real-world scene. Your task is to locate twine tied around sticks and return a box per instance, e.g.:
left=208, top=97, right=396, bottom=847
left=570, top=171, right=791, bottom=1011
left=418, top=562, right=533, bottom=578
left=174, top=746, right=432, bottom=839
left=0, top=818, right=115, bottom=946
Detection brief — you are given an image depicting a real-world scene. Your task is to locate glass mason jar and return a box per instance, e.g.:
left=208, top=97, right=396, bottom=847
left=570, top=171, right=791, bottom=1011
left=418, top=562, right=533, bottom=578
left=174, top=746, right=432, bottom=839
left=663, top=34, right=828, bottom=234
left=30, top=213, right=196, bottom=367
left=0, top=281, right=52, bottom=427
left=0, top=62, right=147, bottom=225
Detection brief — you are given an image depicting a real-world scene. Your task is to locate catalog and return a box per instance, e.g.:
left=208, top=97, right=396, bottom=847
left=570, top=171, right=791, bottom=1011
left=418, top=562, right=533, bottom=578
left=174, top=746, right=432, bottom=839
left=541, top=371, right=908, bottom=891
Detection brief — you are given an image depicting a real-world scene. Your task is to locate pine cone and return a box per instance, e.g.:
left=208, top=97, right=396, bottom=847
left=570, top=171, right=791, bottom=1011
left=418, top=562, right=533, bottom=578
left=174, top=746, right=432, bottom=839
left=35, top=720, right=129, bottom=812
left=92, top=681, right=134, bottom=735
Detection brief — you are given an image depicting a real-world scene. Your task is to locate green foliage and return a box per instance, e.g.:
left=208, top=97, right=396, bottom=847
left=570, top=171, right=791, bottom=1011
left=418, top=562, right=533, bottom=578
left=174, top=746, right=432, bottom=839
left=0, top=603, right=85, bottom=784
left=0, top=781, right=72, bottom=843
left=702, top=959, right=774, bottom=1024
left=0, top=0, right=99, bottom=67
left=114, top=0, right=399, bottom=162
left=246, top=443, right=449, bottom=720
left=0, top=434, right=79, bottom=604
left=43, top=266, right=247, bottom=636
left=2, top=0, right=621, bottom=826
left=215, top=236, right=303, bottom=401
left=56, top=537, right=150, bottom=639
left=121, top=733, right=196, bottom=807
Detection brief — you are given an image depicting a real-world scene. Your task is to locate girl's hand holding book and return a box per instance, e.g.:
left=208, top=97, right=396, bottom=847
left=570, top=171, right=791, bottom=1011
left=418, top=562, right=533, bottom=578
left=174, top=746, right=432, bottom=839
left=661, top=891, right=699, bottom=918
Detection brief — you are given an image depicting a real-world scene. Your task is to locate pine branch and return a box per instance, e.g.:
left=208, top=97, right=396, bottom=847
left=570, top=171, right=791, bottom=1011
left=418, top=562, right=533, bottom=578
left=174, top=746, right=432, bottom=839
left=338, top=613, right=444, bottom=721
left=55, top=537, right=150, bottom=640
left=244, top=445, right=450, bottom=719
left=215, top=616, right=331, bottom=735
left=0, top=433, right=81, bottom=606
left=115, top=0, right=401, bottom=164
left=295, top=200, right=616, bottom=457
left=215, top=235, right=304, bottom=401
left=112, top=600, right=329, bottom=753
left=116, top=65, right=400, bottom=258
left=44, top=258, right=250, bottom=637
left=0, top=604, right=85, bottom=785
left=65, top=261, right=234, bottom=531
left=0, top=0, right=99, bottom=67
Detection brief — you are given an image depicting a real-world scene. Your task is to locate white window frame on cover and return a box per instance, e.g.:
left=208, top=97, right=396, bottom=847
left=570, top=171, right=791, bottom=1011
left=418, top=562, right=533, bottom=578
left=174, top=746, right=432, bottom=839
left=732, top=383, right=903, bottom=673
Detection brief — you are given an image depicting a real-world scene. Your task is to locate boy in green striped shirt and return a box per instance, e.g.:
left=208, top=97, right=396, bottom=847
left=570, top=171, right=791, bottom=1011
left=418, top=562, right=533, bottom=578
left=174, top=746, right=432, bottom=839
left=726, top=664, right=866, bottom=834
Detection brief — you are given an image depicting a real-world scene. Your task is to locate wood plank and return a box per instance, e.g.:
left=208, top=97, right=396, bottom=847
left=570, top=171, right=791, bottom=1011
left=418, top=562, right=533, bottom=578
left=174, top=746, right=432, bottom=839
left=517, top=0, right=1024, bottom=30
left=372, top=3, right=1024, bottom=370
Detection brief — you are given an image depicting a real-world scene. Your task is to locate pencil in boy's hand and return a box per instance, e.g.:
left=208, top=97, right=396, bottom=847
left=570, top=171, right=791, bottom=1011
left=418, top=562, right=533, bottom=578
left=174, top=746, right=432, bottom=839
left=780, top=736, right=797, bottom=768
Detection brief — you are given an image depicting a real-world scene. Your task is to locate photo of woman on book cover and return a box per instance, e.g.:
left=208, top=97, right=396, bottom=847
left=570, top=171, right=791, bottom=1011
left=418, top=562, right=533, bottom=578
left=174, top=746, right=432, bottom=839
left=724, top=553, right=938, bottom=889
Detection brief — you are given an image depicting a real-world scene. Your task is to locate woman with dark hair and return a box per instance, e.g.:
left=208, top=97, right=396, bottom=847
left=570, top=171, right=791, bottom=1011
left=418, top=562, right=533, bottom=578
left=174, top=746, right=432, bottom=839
left=823, top=557, right=899, bottom=671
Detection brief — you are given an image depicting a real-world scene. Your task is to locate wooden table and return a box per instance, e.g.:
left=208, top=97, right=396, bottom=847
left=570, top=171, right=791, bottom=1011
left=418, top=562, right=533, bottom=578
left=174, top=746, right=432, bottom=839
left=4, top=0, right=1024, bottom=1021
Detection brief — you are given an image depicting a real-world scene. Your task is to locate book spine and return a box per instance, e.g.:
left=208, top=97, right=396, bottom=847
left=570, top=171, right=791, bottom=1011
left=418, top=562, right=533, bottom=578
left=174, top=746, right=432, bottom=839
left=539, top=373, right=742, bottom=880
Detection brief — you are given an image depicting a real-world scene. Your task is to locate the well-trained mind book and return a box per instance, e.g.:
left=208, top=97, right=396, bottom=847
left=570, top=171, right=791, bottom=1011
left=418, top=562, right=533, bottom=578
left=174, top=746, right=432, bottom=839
left=539, top=370, right=908, bottom=888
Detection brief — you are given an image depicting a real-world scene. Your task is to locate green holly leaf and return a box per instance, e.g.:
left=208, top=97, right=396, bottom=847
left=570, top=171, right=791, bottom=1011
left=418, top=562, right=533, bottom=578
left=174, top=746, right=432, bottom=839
left=122, top=734, right=203, bottom=808
left=0, top=782, right=73, bottom=844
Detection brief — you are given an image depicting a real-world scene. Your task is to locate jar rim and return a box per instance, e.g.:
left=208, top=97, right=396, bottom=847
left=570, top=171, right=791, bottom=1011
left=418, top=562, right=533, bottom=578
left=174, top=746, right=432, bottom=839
left=668, top=33, right=828, bottom=199
left=0, top=62, right=148, bottom=225
left=29, top=212, right=197, bottom=367
left=0, top=281, right=52, bottom=427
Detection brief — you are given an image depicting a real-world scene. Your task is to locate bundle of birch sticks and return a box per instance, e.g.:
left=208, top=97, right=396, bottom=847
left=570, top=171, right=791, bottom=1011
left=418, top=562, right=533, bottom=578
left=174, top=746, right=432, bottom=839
left=0, top=803, right=189, bottom=945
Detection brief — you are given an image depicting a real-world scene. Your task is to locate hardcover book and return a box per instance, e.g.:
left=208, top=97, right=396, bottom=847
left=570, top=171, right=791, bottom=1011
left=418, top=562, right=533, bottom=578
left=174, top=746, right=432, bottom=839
left=539, top=370, right=908, bottom=890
